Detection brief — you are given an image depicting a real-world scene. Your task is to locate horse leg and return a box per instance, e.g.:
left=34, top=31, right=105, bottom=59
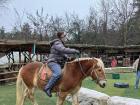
left=71, top=92, right=79, bottom=105
left=70, top=86, right=81, bottom=105
left=16, top=70, right=28, bottom=105
left=56, top=92, right=68, bottom=105
left=16, top=86, right=28, bottom=105
left=27, top=88, right=38, bottom=105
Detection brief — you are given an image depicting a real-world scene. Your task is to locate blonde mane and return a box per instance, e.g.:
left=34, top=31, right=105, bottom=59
left=67, top=57, right=105, bottom=71
left=70, top=57, right=92, bottom=63
left=94, top=58, right=105, bottom=71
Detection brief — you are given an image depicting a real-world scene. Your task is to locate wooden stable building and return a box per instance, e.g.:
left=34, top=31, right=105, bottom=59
left=0, top=39, right=140, bottom=67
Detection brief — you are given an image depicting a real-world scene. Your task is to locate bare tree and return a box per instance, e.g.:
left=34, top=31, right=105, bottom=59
left=49, top=15, right=65, bottom=39
left=27, top=8, right=50, bottom=41
left=88, top=0, right=111, bottom=44
left=110, top=0, right=135, bottom=45
left=67, top=13, right=86, bottom=43
left=87, top=7, right=98, bottom=33
left=0, top=0, right=9, bottom=8
left=100, top=0, right=110, bottom=34
left=21, top=23, right=32, bottom=40
left=0, top=26, right=5, bottom=39
left=14, top=8, right=25, bottom=30
left=64, top=13, right=71, bottom=31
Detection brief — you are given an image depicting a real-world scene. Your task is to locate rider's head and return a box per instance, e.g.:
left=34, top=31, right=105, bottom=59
left=57, top=32, right=67, bottom=42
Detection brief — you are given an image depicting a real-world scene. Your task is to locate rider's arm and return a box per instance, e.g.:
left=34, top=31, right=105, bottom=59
left=53, top=41, right=79, bottom=54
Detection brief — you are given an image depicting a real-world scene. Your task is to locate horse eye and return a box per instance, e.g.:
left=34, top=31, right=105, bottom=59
left=98, top=69, right=102, bottom=72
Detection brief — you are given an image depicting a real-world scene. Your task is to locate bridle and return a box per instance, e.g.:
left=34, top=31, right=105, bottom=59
left=90, top=67, right=101, bottom=82
left=77, top=58, right=100, bottom=82
left=78, top=58, right=87, bottom=77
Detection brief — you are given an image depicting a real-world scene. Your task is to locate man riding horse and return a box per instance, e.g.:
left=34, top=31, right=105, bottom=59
left=44, top=32, right=80, bottom=97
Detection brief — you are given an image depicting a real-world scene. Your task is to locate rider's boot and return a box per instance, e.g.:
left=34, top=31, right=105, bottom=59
left=44, top=76, right=59, bottom=97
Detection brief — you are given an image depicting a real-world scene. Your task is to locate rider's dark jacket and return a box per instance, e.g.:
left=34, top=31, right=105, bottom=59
left=47, top=39, right=78, bottom=64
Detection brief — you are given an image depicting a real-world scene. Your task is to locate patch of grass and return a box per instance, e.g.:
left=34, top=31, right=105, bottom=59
left=0, top=73, right=140, bottom=105
left=0, top=85, right=16, bottom=105
left=82, top=73, right=140, bottom=99
left=0, top=85, right=71, bottom=105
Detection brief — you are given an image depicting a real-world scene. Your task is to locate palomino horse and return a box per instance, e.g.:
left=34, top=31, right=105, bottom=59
left=16, top=57, right=106, bottom=105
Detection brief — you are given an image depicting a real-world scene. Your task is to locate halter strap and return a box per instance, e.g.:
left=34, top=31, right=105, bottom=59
left=77, top=58, right=102, bottom=81
left=78, top=58, right=87, bottom=77
left=90, top=67, right=100, bottom=82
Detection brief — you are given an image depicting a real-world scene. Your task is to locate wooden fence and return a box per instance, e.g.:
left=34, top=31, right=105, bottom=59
left=0, top=63, right=23, bottom=85
left=0, top=71, right=18, bottom=82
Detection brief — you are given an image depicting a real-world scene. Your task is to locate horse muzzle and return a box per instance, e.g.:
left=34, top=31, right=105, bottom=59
left=99, top=80, right=106, bottom=88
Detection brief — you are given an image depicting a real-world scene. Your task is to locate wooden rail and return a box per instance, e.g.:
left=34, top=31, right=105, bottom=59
left=0, top=71, right=18, bottom=75
left=105, top=67, right=134, bottom=74
left=0, top=71, right=19, bottom=83
left=0, top=77, right=17, bottom=82
left=0, top=63, right=24, bottom=83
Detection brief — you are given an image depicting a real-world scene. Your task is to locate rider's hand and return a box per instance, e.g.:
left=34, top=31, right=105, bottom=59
left=67, top=57, right=76, bottom=61
left=75, top=50, right=80, bottom=54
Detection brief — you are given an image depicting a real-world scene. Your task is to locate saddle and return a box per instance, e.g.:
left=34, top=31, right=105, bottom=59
left=39, top=57, right=75, bottom=81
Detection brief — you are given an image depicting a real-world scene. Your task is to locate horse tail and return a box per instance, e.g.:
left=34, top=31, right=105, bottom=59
left=16, top=66, right=27, bottom=105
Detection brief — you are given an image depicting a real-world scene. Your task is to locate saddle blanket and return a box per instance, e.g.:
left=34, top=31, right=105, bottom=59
left=39, top=64, right=52, bottom=81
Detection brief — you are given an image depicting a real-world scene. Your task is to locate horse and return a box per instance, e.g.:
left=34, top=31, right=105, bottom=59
left=16, top=57, right=106, bottom=105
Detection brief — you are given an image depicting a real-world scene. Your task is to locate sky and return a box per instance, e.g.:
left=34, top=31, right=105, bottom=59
left=0, top=0, right=98, bottom=31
